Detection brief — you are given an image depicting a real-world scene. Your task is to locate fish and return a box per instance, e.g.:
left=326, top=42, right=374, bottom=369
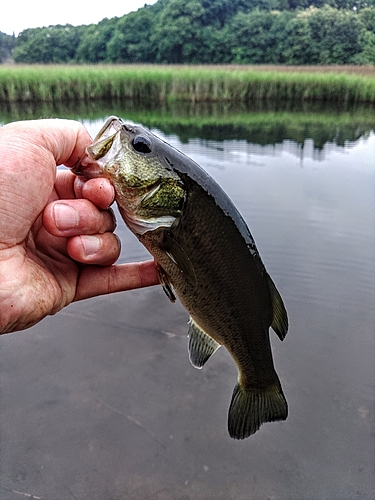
left=72, top=116, right=289, bottom=439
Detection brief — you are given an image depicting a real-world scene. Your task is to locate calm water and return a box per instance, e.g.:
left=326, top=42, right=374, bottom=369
left=1, top=103, right=374, bottom=500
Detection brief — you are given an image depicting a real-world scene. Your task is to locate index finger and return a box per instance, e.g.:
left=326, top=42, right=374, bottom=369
left=74, top=260, right=159, bottom=301
left=39, top=118, right=92, bottom=167
left=2, top=118, right=92, bottom=168
left=75, top=177, right=115, bottom=210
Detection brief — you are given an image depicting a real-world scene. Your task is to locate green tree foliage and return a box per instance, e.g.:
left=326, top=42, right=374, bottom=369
left=225, top=5, right=364, bottom=64
left=106, top=7, right=156, bottom=62
left=8, top=0, right=375, bottom=65
left=288, top=0, right=375, bottom=8
left=227, top=10, right=290, bottom=63
left=151, top=0, right=208, bottom=63
left=352, top=8, right=375, bottom=62
left=358, top=6, right=375, bottom=32
left=13, top=25, right=83, bottom=63
left=0, top=32, right=16, bottom=63
left=200, top=0, right=262, bottom=26
left=306, top=6, right=362, bottom=63
left=278, top=11, right=315, bottom=64
left=75, top=19, right=117, bottom=63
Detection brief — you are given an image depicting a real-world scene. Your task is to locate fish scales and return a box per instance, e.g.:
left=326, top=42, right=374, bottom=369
left=72, top=116, right=289, bottom=439
left=140, top=178, right=277, bottom=386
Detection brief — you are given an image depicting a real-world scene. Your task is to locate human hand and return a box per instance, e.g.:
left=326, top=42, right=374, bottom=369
left=0, top=119, right=158, bottom=334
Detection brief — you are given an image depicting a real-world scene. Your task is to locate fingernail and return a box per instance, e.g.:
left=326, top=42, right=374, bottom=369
left=81, top=235, right=102, bottom=256
left=53, top=203, right=78, bottom=231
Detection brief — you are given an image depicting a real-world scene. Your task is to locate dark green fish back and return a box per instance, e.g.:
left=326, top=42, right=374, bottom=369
left=140, top=170, right=288, bottom=439
left=85, top=119, right=289, bottom=440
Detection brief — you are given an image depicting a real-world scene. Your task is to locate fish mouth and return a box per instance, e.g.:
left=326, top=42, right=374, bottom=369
left=70, top=157, right=105, bottom=179
left=92, top=115, right=125, bottom=142
left=71, top=116, right=143, bottom=180
left=71, top=116, right=126, bottom=179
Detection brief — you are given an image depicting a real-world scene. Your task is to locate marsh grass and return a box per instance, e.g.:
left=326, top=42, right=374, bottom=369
left=1, top=65, right=375, bottom=104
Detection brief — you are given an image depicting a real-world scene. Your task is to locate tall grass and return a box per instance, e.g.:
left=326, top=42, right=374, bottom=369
left=1, top=65, right=375, bottom=104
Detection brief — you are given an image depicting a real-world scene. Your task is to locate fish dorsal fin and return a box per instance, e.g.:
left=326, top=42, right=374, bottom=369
left=157, top=264, right=176, bottom=303
left=162, top=231, right=197, bottom=286
left=187, top=318, right=221, bottom=369
left=267, top=275, right=288, bottom=341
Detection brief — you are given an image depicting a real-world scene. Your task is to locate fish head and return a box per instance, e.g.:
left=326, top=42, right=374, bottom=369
left=75, top=116, right=186, bottom=234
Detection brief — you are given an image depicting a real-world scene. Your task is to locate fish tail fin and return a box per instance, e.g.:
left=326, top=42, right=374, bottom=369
left=228, top=382, right=288, bottom=439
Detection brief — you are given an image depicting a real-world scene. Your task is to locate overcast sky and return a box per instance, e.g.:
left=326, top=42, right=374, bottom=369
left=1, top=0, right=158, bottom=36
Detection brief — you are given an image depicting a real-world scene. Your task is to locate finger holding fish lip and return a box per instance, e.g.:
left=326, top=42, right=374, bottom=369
left=53, top=171, right=115, bottom=209
left=74, top=176, right=115, bottom=209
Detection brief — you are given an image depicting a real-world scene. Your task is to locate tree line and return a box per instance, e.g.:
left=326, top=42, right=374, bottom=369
left=1, top=0, right=375, bottom=65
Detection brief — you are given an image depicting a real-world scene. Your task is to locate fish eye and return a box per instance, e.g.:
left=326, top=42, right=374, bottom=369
left=132, top=135, right=152, bottom=154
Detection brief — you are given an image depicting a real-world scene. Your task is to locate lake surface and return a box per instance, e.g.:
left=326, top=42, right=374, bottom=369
left=1, top=102, right=374, bottom=500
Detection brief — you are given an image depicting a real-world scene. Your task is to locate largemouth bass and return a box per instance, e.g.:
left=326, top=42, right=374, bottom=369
left=73, top=116, right=289, bottom=439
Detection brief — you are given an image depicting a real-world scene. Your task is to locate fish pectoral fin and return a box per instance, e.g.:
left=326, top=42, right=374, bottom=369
left=162, top=231, right=197, bottom=286
left=187, top=318, right=221, bottom=369
left=228, top=382, right=288, bottom=439
left=157, top=264, right=176, bottom=303
left=267, top=274, right=288, bottom=341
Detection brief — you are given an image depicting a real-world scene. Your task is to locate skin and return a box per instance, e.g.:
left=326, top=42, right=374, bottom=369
left=0, top=119, right=158, bottom=334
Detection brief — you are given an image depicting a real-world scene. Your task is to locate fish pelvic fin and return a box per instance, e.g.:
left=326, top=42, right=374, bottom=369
left=228, top=382, right=288, bottom=439
left=157, top=264, right=176, bottom=303
left=188, top=318, right=221, bottom=369
left=267, top=274, right=288, bottom=341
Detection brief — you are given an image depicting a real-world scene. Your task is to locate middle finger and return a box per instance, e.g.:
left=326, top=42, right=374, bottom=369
left=43, top=199, right=116, bottom=237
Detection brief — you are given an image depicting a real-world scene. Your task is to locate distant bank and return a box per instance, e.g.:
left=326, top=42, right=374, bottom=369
left=1, top=65, right=375, bottom=104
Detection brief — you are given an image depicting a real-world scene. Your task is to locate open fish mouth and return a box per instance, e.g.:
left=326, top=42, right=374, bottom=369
left=70, top=158, right=105, bottom=179
left=71, top=116, right=128, bottom=179
left=92, top=115, right=126, bottom=142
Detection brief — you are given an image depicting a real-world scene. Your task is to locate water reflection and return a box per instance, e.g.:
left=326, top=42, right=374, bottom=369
left=0, top=103, right=374, bottom=500
left=1, top=99, right=375, bottom=150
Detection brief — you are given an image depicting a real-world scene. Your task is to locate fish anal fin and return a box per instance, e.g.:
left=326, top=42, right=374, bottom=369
left=228, top=382, right=288, bottom=439
left=188, top=318, right=220, bottom=369
left=267, top=275, right=288, bottom=341
left=157, top=264, right=176, bottom=303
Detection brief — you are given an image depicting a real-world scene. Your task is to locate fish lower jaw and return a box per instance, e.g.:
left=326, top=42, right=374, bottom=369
left=71, top=159, right=106, bottom=179
left=122, top=210, right=176, bottom=235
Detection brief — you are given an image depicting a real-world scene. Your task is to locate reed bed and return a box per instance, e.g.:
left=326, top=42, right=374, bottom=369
left=1, top=65, right=375, bottom=104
